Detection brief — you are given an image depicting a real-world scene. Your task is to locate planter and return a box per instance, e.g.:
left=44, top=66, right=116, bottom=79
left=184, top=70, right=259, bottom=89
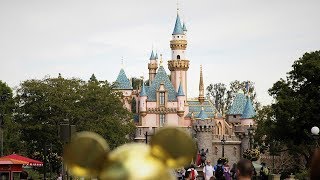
left=270, top=174, right=281, bottom=180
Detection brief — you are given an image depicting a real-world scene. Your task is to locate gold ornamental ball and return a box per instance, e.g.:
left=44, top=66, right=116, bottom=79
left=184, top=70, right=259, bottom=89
left=99, top=143, right=175, bottom=180
left=150, top=127, right=197, bottom=168
left=63, top=131, right=109, bottom=177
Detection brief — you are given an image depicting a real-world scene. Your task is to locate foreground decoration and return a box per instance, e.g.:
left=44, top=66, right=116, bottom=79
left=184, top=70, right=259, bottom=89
left=63, top=127, right=197, bottom=180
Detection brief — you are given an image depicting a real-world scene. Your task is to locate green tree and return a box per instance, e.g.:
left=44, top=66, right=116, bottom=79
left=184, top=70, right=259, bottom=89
left=257, top=51, right=320, bottom=169
left=206, top=83, right=227, bottom=114
left=206, top=81, right=260, bottom=114
left=226, top=80, right=260, bottom=110
left=0, top=80, right=21, bottom=155
left=131, top=77, right=143, bottom=89
left=15, top=75, right=136, bottom=173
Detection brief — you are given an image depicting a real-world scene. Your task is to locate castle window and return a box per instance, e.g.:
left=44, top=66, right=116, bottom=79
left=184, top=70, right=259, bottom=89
left=177, top=55, right=180, bottom=60
left=233, top=115, right=236, bottom=118
left=160, top=114, right=165, bottom=127
left=177, top=36, right=179, bottom=38
left=160, top=92, right=165, bottom=105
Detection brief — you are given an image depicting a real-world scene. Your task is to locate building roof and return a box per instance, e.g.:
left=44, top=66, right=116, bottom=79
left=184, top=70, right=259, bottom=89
left=147, top=66, right=177, bottom=101
left=227, top=93, right=247, bottom=115
left=155, top=53, right=158, bottom=60
left=149, top=50, right=155, bottom=60
left=172, top=13, right=184, bottom=35
left=186, top=100, right=222, bottom=118
left=177, top=82, right=185, bottom=96
left=114, top=68, right=133, bottom=90
left=241, top=97, right=256, bottom=119
left=2, top=154, right=43, bottom=166
left=197, top=107, right=209, bottom=120
left=140, top=83, right=147, bottom=97
left=182, top=22, right=187, bottom=31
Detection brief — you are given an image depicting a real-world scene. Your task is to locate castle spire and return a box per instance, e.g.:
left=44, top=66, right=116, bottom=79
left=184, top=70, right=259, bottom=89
left=198, top=65, right=205, bottom=104
left=172, top=13, right=183, bottom=35
left=149, top=50, right=155, bottom=60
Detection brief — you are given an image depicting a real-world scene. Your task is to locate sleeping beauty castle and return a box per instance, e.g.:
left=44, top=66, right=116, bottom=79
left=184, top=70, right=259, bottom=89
left=113, top=9, right=257, bottom=165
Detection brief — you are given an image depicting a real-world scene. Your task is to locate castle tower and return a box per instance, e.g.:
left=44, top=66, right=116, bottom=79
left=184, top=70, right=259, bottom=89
left=198, top=65, right=205, bottom=104
left=193, top=107, right=214, bottom=163
left=168, top=12, right=189, bottom=98
left=148, top=50, right=158, bottom=85
left=176, top=81, right=185, bottom=117
left=139, top=82, right=147, bottom=117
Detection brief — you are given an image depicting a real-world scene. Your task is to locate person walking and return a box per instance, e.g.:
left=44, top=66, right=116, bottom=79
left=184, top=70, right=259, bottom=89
left=203, top=160, right=214, bottom=180
left=223, top=161, right=231, bottom=180
left=214, top=159, right=224, bottom=180
left=236, top=159, right=253, bottom=180
left=230, top=163, right=237, bottom=180
left=187, top=164, right=198, bottom=180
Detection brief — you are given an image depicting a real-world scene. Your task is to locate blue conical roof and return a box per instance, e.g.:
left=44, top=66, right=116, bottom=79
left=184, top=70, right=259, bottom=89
left=227, top=93, right=247, bottom=115
left=241, top=97, right=256, bottom=119
left=114, top=68, right=132, bottom=90
left=147, top=66, right=177, bottom=101
left=177, top=82, right=185, bottom=96
left=182, top=22, right=187, bottom=31
left=172, top=14, right=184, bottom=35
left=198, top=107, right=209, bottom=120
left=149, top=50, right=155, bottom=60
left=155, top=53, right=158, bottom=60
left=140, top=83, right=147, bottom=97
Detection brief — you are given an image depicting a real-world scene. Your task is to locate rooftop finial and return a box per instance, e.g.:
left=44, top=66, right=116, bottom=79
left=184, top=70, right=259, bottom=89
left=121, top=57, right=124, bottom=68
left=177, top=0, right=179, bottom=12
left=160, top=54, right=163, bottom=66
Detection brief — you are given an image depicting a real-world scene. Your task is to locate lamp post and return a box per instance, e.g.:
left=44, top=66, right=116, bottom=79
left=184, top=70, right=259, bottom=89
left=59, top=119, right=76, bottom=180
left=144, top=127, right=154, bottom=144
left=221, top=135, right=226, bottom=157
left=311, top=126, right=319, bottom=147
left=247, top=124, right=255, bottom=150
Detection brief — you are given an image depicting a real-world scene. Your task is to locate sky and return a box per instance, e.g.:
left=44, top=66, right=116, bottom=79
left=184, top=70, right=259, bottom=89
left=0, top=0, right=319, bottom=105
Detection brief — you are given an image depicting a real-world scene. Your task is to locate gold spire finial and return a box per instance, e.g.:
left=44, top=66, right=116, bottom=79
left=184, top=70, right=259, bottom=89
left=160, top=54, right=163, bottom=66
left=198, top=65, right=205, bottom=104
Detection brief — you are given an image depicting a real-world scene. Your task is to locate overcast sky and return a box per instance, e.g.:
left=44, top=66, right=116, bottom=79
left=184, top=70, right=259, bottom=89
left=1, top=0, right=319, bottom=105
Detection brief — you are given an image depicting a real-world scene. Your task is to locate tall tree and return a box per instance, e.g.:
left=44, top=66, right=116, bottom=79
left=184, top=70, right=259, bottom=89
left=206, top=83, right=227, bottom=114
left=206, top=81, right=260, bottom=114
left=14, top=75, right=136, bottom=173
left=131, top=77, right=143, bottom=89
left=0, top=80, right=20, bottom=155
left=256, top=51, right=320, bottom=170
left=226, top=80, right=260, bottom=110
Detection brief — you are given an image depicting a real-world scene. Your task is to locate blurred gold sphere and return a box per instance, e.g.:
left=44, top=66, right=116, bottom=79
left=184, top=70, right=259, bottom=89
left=63, top=131, right=109, bottom=177
left=150, top=127, right=197, bottom=168
left=99, top=143, right=175, bottom=180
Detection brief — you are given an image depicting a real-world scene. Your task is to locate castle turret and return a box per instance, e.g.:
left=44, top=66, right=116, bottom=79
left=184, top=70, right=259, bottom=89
left=193, top=107, right=214, bottom=162
left=177, top=81, right=185, bottom=117
left=114, top=68, right=133, bottom=111
left=139, top=82, right=147, bottom=117
left=168, top=12, right=189, bottom=98
left=148, top=50, right=158, bottom=85
left=198, top=65, right=205, bottom=104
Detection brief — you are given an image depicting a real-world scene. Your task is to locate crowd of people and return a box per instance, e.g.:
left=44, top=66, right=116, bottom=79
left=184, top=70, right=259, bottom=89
left=176, top=158, right=267, bottom=180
